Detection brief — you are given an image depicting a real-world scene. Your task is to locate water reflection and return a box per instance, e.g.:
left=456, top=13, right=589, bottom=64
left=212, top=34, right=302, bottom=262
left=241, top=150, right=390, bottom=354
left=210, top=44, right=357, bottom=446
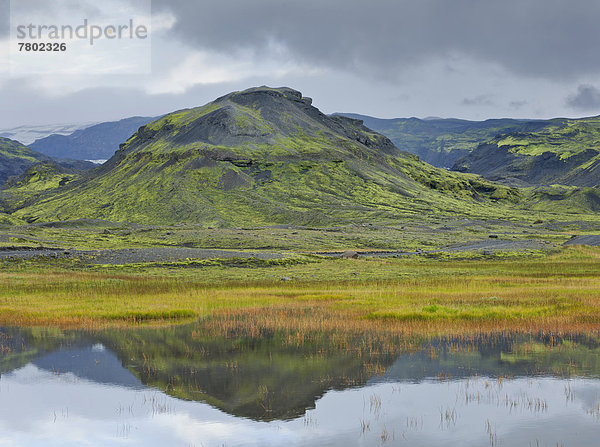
left=1, top=323, right=600, bottom=446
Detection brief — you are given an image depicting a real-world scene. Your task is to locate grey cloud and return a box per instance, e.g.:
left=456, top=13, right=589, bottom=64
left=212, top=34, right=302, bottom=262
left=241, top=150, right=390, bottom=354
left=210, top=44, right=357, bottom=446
left=9, top=0, right=140, bottom=17
left=152, top=0, right=600, bottom=81
left=0, top=0, right=8, bottom=37
left=462, top=95, right=493, bottom=107
left=509, top=100, right=528, bottom=109
left=566, top=84, right=600, bottom=110
left=1, top=0, right=147, bottom=38
left=0, top=78, right=254, bottom=128
left=6, top=0, right=147, bottom=29
left=3, top=1, right=600, bottom=127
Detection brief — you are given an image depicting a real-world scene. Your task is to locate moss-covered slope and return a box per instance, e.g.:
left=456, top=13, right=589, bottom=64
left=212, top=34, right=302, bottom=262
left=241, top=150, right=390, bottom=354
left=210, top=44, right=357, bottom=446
left=0, top=162, right=89, bottom=213
left=340, top=113, right=600, bottom=188
left=10, top=86, right=522, bottom=226
left=0, top=137, right=52, bottom=187
left=0, top=137, right=96, bottom=217
left=453, top=117, right=600, bottom=187
left=336, top=113, right=544, bottom=167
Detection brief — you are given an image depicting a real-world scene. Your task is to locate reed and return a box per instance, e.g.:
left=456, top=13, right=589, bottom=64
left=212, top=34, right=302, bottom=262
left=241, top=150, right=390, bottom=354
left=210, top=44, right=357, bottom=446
left=0, top=246, right=598, bottom=335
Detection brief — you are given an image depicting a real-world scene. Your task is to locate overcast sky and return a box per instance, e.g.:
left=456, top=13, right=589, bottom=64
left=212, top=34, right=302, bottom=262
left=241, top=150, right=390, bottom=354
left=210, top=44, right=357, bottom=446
left=2, top=0, right=600, bottom=127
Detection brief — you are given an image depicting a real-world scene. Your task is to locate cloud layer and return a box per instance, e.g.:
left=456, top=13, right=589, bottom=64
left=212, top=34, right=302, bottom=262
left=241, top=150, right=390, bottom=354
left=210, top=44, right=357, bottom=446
left=153, top=0, right=600, bottom=81
left=566, top=85, right=600, bottom=110
left=2, top=0, right=600, bottom=127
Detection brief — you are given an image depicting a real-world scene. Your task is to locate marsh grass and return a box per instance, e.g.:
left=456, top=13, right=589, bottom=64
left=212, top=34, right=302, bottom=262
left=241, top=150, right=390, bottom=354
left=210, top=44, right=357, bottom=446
left=0, top=246, right=598, bottom=334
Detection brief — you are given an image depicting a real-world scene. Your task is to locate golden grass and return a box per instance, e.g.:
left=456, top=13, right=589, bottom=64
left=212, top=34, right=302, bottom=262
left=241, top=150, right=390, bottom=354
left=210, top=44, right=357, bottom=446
left=0, top=246, right=598, bottom=335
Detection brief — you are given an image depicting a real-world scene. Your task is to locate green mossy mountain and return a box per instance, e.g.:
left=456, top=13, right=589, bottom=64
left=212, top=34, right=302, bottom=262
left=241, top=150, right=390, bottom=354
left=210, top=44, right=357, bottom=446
left=8, top=86, right=524, bottom=226
left=339, top=113, right=600, bottom=188
left=0, top=137, right=52, bottom=187
left=0, top=162, right=88, bottom=213
left=0, top=137, right=95, bottom=215
left=336, top=113, right=541, bottom=167
left=0, top=136, right=94, bottom=189
left=453, top=117, right=600, bottom=187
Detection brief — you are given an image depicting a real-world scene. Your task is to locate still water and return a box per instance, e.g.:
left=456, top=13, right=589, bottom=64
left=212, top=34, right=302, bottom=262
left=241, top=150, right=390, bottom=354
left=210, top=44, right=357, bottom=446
left=1, top=323, right=600, bottom=446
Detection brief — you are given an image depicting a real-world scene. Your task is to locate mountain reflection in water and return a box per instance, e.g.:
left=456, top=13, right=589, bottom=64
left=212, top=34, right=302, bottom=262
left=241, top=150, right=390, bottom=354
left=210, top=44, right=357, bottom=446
left=1, top=321, right=600, bottom=446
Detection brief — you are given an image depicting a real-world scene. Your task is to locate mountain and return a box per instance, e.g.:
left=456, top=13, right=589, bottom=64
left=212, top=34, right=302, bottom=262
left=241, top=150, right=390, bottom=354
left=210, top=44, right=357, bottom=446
left=337, top=113, right=600, bottom=188
left=0, top=137, right=96, bottom=216
left=0, top=137, right=50, bottom=187
left=0, top=161, right=97, bottom=213
left=29, top=116, right=157, bottom=160
left=8, top=86, right=521, bottom=226
left=0, top=136, right=92, bottom=182
left=452, top=117, right=600, bottom=187
left=335, top=113, right=545, bottom=167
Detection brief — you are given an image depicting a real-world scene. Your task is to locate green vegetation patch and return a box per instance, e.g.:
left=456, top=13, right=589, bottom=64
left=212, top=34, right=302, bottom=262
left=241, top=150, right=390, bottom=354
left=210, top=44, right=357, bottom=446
left=366, top=302, right=577, bottom=322
left=102, top=309, right=197, bottom=323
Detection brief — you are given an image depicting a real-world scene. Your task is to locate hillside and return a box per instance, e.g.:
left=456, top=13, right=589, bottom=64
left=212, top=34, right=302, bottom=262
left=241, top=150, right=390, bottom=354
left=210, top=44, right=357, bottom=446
left=338, top=113, right=600, bottom=188
left=452, top=117, right=600, bottom=187
left=0, top=161, right=96, bottom=213
left=336, top=113, right=545, bottom=167
left=0, top=137, right=50, bottom=187
left=8, top=86, right=522, bottom=226
left=30, top=116, right=157, bottom=160
left=0, top=137, right=92, bottom=184
left=0, top=137, right=96, bottom=216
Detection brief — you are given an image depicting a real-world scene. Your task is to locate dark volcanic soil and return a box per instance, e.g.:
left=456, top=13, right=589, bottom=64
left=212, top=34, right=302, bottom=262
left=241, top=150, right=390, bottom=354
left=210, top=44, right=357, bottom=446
left=0, top=246, right=285, bottom=264
left=314, top=239, right=554, bottom=257
left=563, top=235, right=600, bottom=246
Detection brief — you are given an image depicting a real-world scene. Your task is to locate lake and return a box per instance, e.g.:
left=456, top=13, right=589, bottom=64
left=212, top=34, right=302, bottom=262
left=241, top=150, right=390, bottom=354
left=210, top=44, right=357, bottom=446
left=1, top=322, right=599, bottom=446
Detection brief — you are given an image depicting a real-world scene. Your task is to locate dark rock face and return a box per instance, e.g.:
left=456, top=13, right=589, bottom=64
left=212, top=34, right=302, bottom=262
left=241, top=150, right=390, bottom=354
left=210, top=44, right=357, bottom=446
left=452, top=143, right=600, bottom=187
left=217, top=168, right=252, bottom=190
left=563, top=235, right=600, bottom=246
left=125, top=87, right=400, bottom=158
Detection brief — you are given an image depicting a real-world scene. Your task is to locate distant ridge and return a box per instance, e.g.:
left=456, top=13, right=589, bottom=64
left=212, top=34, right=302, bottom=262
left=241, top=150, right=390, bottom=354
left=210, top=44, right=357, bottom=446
left=336, top=112, right=600, bottom=186
left=334, top=113, right=537, bottom=167
left=30, top=116, right=157, bottom=160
